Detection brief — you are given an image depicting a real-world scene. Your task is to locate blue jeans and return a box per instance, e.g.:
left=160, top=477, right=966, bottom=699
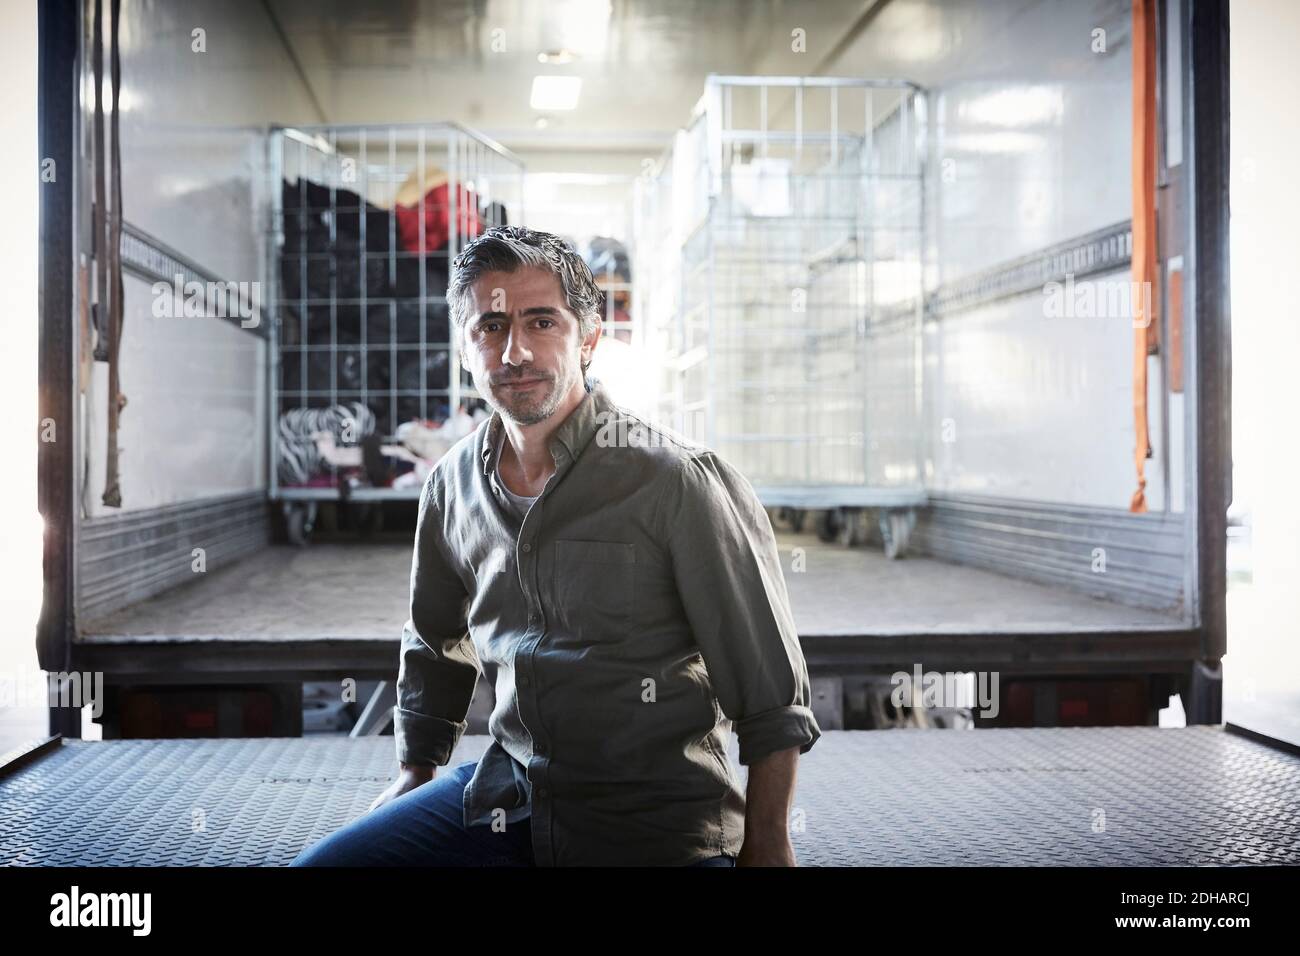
left=290, top=760, right=736, bottom=867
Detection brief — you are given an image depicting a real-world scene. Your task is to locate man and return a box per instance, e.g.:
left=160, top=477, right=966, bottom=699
left=292, top=226, right=820, bottom=867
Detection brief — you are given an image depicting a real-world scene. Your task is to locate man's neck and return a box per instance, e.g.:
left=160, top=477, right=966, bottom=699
left=499, top=379, right=587, bottom=490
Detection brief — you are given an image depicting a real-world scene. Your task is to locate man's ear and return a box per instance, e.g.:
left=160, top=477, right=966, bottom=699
left=581, top=315, right=602, bottom=364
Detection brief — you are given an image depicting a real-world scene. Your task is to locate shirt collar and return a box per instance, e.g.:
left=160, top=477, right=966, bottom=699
left=479, top=374, right=608, bottom=478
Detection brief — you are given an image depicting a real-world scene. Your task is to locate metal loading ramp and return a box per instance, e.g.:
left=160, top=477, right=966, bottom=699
left=1, top=727, right=1296, bottom=866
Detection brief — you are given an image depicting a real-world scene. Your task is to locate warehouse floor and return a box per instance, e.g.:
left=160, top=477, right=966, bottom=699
left=78, top=532, right=1181, bottom=643
left=1, top=726, right=1295, bottom=866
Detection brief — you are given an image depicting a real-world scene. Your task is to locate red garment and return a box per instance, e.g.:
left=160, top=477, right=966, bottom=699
left=395, top=181, right=486, bottom=253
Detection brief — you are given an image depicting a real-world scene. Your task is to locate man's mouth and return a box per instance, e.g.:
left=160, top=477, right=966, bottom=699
left=500, top=378, right=546, bottom=390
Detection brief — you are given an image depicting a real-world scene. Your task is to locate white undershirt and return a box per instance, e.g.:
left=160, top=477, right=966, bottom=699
left=493, top=428, right=539, bottom=521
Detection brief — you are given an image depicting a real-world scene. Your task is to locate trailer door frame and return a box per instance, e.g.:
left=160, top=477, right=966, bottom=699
left=35, top=0, right=1235, bottom=729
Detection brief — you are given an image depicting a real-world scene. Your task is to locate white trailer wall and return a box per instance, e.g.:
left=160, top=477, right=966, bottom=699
left=79, top=0, right=321, bottom=518
left=825, top=0, right=1177, bottom=513
left=75, top=0, right=322, bottom=623
left=811, top=0, right=1188, bottom=613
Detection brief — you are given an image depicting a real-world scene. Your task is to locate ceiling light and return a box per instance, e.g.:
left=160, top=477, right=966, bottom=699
left=530, top=75, right=582, bottom=111
left=537, top=49, right=577, bottom=65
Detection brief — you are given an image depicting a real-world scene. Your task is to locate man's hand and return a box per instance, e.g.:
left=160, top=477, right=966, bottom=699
left=367, top=763, right=435, bottom=814
left=736, top=746, right=800, bottom=867
left=737, top=833, right=797, bottom=867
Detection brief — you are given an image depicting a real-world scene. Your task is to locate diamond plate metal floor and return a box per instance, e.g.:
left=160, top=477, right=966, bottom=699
left=1, top=727, right=1296, bottom=866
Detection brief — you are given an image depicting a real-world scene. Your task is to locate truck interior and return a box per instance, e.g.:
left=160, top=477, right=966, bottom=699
left=15, top=0, right=1286, bottom=871
left=40, top=0, right=1224, bottom=737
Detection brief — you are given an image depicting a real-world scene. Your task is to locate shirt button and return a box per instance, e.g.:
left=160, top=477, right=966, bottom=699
left=522, top=542, right=532, bottom=552
left=537, top=787, right=548, bottom=798
left=519, top=675, right=530, bottom=686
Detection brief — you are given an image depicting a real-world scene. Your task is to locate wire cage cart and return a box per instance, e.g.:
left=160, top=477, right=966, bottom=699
left=633, top=76, right=927, bottom=556
left=266, top=124, right=524, bottom=542
left=587, top=236, right=634, bottom=346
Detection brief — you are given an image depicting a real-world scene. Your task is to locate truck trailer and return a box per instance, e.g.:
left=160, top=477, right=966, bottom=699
left=9, top=0, right=1290, bottom=871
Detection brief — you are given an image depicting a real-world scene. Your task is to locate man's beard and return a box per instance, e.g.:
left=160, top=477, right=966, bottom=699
left=489, top=364, right=574, bottom=426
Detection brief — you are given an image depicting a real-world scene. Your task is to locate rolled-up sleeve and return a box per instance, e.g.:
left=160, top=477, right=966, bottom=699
left=662, top=452, right=822, bottom=766
left=394, top=472, right=480, bottom=767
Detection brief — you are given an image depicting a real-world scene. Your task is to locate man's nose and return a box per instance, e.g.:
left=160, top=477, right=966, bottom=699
left=502, top=323, right=532, bottom=364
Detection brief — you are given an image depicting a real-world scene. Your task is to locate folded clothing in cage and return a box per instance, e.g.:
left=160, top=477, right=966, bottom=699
left=276, top=349, right=451, bottom=442
left=584, top=236, right=632, bottom=283
left=393, top=409, right=481, bottom=461
left=281, top=178, right=400, bottom=253
left=278, top=313, right=452, bottom=368
left=279, top=178, right=454, bottom=303
left=385, top=407, right=487, bottom=490
left=393, top=165, right=488, bottom=254
left=277, top=401, right=376, bottom=487
left=276, top=172, right=495, bottom=458
left=278, top=400, right=487, bottom=489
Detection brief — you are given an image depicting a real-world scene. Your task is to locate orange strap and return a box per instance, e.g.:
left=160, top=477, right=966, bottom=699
left=1130, top=0, right=1159, bottom=513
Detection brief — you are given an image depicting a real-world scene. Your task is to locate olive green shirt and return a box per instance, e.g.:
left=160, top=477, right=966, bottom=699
left=394, top=375, right=821, bottom=866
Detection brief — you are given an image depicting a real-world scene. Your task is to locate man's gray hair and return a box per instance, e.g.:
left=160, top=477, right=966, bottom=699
left=448, top=226, right=603, bottom=345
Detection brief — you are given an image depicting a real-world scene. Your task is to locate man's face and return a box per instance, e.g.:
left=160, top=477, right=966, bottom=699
left=459, top=266, right=600, bottom=426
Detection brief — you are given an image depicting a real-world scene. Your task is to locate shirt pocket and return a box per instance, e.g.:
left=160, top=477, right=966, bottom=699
left=552, top=539, right=636, bottom=642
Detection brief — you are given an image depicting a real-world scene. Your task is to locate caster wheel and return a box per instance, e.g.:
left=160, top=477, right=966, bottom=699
left=815, top=508, right=841, bottom=543
left=285, top=503, right=314, bottom=547
left=880, top=509, right=914, bottom=559
left=789, top=508, right=807, bottom=533
left=837, top=509, right=868, bottom=548
left=317, top=501, right=339, bottom=534
left=355, top=502, right=384, bottom=537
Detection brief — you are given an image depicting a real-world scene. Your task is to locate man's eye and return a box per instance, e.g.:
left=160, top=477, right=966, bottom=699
left=536, top=319, right=554, bottom=328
